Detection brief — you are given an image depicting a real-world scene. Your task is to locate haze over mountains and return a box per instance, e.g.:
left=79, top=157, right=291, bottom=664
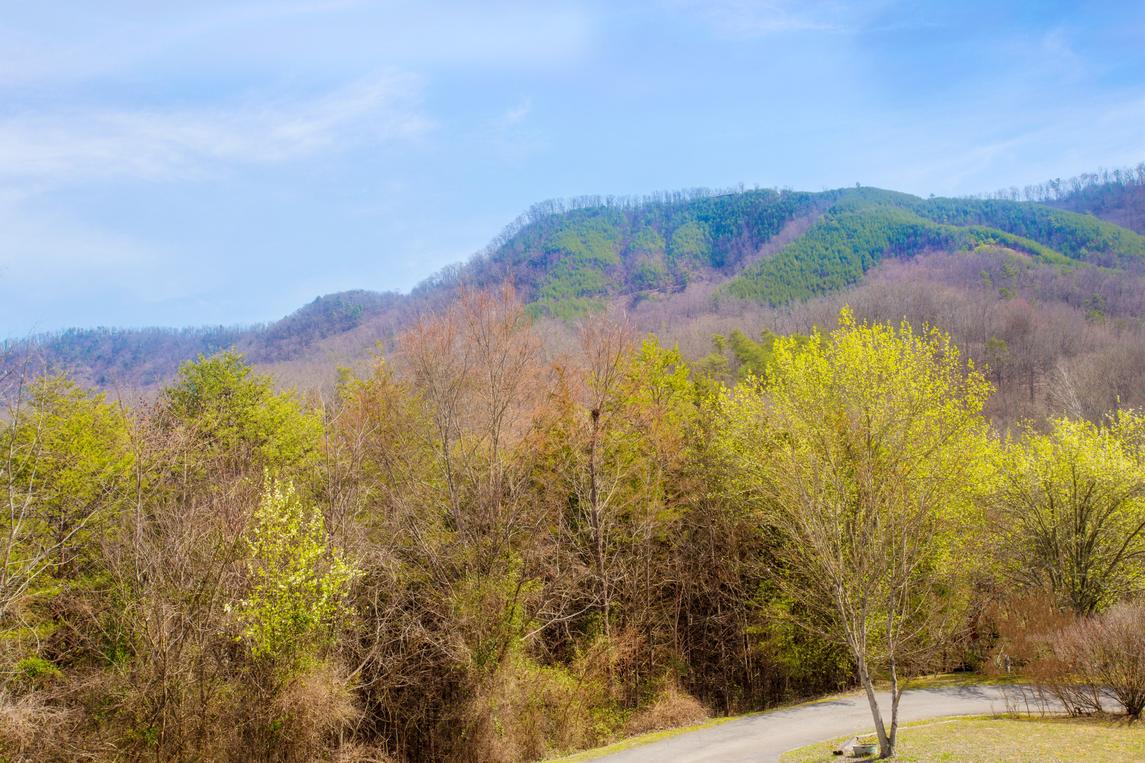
left=6, top=163, right=1145, bottom=425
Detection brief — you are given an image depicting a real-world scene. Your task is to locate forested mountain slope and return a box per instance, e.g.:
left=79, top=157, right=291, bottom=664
left=1050, top=175, right=1145, bottom=234
left=983, top=162, right=1145, bottom=234
left=5, top=167, right=1145, bottom=394
left=452, top=187, right=825, bottom=318
left=454, top=183, right=1145, bottom=312
left=4, top=290, right=407, bottom=388
left=725, top=190, right=1144, bottom=303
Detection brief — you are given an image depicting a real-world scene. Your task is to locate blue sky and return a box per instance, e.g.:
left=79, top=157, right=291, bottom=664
left=2, top=0, right=1144, bottom=337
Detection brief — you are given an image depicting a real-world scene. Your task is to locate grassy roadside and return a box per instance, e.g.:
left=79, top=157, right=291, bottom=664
left=881, top=671, right=1024, bottom=690
left=779, top=714, right=1145, bottom=762
left=545, top=674, right=1014, bottom=762
left=543, top=716, right=737, bottom=763
left=545, top=687, right=877, bottom=762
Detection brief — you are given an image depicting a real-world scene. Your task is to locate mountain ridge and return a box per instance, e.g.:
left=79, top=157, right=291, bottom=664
left=6, top=166, right=1145, bottom=390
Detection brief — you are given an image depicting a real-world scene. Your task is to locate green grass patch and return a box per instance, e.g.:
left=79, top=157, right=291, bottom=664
left=877, top=672, right=1026, bottom=691
left=725, top=204, right=1078, bottom=306
left=916, top=198, right=1145, bottom=262
left=779, top=715, right=1145, bottom=762
left=628, top=226, right=666, bottom=255
left=667, top=221, right=711, bottom=264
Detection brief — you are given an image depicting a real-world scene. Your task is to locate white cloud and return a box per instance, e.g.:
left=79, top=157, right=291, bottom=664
left=481, top=98, right=548, bottom=164
left=0, top=1, right=368, bottom=87
left=849, top=93, right=1145, bottom=197
left=674, top=0, right=903, bottom=37
left=495, top=98, right=532, bottom=128
left=0, top=72, right=430, bottom=185
left=0, top=191, right=244, bottom=336
left=0, top=2, right=593, bottom=91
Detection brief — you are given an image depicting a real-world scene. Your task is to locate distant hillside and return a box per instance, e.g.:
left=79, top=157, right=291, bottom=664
left=256, top=290, right=403, bottom=361
left=978, top=163, right=1145, bottom=235
left=6, top=165, right=1145, bottom=390
left=1049, top=169, right=1145, bottom=235
left=452, top=187, right=825, bottom=318
left=727, top=189, right=1145, bottom=304
left=443, top=182, right=1145, bottom=312
left=3, top=289, right=404, bottom=388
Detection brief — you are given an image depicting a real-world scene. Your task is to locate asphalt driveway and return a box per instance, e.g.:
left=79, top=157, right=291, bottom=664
left=594, top=684, right=1046, bottom=762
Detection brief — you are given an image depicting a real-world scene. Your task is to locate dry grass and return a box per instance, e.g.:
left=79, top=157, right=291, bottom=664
left=277, top=663, right=361, bottom=727
left=780, top=715, right=1145, bottom=762
left=623, top=686, right=708, bottom=736
left=332, top=741, right=400, bottom=763
left=0, top=691, right=74, bottom=761
left=455, top=654, right=610, bottom=763
left=265, top=662, right=362, bottom=762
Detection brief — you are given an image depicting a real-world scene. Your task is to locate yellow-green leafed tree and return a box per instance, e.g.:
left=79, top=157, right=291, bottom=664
left=995, top=410, right=1145, bottom=615
left=161, top=351, right=321, bottom=477
left=237, top=477, right=357, bottom=674
left=726, top=308, right=993, bottom=759
left=0, top=375, right=133, bottom=621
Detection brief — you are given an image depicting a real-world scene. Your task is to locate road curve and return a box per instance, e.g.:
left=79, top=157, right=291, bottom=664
left=595, top=685, right=1044, bottom=763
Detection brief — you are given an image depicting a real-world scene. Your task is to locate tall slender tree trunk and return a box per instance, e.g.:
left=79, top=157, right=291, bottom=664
left=887, top=655, right=902, bottom=758
left=856, top=659, right=891, bottom=758
left=587, top=408, right=609, bottom=640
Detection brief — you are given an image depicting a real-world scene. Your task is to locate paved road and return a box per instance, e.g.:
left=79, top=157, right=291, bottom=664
left=596, top=685, right=1047, bottom=763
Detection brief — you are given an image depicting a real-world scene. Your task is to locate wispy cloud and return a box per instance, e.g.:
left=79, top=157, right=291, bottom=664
left=495, top=98, right=532, bottom=128
left=0, top=191, right=192, bottom=338
left=482, top=97, right=548, bottom=164
left=1025, top=27, right=1089, bottom=86
left=673, top=0, right=909, bottom=37
left=0, top=1, right=368, bottom=88
left=0, top=72, right=430, bottom=185
left=858, top=93, right=1145, bottom=196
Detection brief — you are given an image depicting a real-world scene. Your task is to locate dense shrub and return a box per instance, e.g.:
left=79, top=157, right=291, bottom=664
left=1052, top=601, right=1145, bottom=719
left=998, top=597, right=1145, bottom=719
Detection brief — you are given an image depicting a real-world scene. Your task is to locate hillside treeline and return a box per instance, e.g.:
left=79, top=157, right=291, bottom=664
left=2, top=288, right=1144, bottom=761
left=726, top=190, right=1145, bottom=305
left=986, top=162, right=1145, bottom=234
left=4, top=291, right=406, bottom=389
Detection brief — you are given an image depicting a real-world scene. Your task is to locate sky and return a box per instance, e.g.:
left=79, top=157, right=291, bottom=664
left=2, top=0, right=1144, bottom=337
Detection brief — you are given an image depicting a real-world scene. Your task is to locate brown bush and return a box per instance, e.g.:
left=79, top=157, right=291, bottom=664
left=985, top=591, right=1077, bottom=676
left=332, top=741, right=400, bottom=763
left=457, top=655, right=605, bottom=763
left=1002, top=597, right=1145, bottom=719
left=1053, top=601, right=1145, bottom=719
left=624, top=684, right=709, bottom=736
left=0, top=691, right=74, bottom=761
left=235, top=662, right=361, bottom=763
